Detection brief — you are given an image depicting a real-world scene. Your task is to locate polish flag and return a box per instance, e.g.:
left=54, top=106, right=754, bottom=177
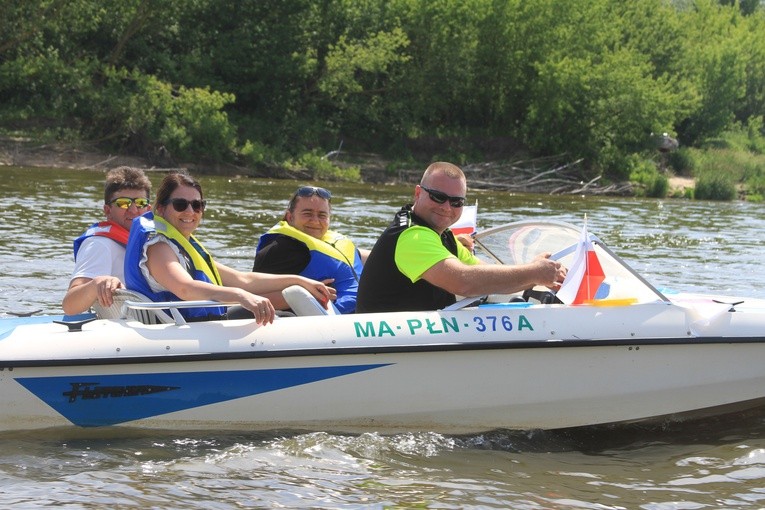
left=556, top=220, right=605, bottom=305
left=451, top=203, right=478, bottom=236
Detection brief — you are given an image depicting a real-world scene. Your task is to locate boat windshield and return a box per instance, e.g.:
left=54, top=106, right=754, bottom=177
left=473, top=220, right=668, bottom=304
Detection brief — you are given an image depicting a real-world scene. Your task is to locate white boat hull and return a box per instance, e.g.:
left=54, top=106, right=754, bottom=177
left=2, top=299, right=765, bottom=434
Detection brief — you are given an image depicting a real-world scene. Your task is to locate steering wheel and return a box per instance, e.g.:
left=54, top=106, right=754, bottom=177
left=522, top=288, right=562, bottom=304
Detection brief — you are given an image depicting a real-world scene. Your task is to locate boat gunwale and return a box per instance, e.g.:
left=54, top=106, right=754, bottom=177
left=2, top=334, right=764, bottom=368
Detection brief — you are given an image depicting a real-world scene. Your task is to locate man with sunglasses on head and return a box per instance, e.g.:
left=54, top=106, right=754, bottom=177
left=356, top=162, right=567, bottom=313
left=253, top=186, right=368, bottom=314
left=62, top=166, right=152, bottom=315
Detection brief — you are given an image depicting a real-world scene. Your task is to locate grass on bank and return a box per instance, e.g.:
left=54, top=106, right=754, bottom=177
left=631, top=121, right=765, bottom=202
left=240, top=140, right=361, bottom=182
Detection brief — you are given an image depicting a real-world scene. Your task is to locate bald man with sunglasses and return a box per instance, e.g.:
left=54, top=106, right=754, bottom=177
left=356, top=162, right=567, bottom=312
left=62, top=166, right=152, bottom=315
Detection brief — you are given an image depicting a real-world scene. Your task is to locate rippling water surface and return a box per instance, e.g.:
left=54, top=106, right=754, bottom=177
left=2, top=166, right=765, bottom=508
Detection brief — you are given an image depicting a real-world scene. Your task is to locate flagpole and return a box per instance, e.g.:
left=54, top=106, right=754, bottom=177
left=583, top=213, right=589, bottom=298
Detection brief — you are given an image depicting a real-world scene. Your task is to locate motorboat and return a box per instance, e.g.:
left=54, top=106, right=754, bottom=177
left=1, top=220, right=764, bottom=434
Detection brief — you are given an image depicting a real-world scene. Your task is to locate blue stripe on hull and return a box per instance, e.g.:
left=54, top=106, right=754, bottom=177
left=16, top=364, right=390, bottom=427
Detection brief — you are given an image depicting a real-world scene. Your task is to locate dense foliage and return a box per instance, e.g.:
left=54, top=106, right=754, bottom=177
left=1, top=0, right=765, bottom=190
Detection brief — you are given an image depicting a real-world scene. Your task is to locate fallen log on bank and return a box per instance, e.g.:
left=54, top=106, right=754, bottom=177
left=461, top=157, right=634, bottom=195
left=396, top=155, right=634, bottom=196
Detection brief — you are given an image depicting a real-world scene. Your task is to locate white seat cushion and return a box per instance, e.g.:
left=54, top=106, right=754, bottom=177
left=281, top=285, right=339, bottom=316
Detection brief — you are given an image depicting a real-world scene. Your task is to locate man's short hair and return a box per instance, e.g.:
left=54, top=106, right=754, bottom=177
left=421, top=162, right=465, bottom=185
left=103, top=167, right=152, bottom=203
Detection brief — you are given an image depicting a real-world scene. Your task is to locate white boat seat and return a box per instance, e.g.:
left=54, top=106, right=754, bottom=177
left=281, top=285, right=339, bottom=316
left=93, top=289, right=175, bottom=324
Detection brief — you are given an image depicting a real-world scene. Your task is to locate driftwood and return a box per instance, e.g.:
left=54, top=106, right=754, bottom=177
left=460, top=157, right=633, bottom=195
left=396, top=155, right=633, bottom=196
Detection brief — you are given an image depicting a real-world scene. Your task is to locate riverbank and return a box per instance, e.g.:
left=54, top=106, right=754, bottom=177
left=0, top=136, right=694, bottom=195
left=0, top=135, right=393, bottom=181
left=0, top=136, right=202, bottom=174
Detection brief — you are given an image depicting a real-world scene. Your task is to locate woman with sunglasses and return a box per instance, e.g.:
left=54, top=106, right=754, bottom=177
left=356, top=162, right=567, bottom=313
left=62, top=166, right=152, bottom=315
left=253, top=185, right=368, bottom=314
left=124, top=172, right=335, bottom=324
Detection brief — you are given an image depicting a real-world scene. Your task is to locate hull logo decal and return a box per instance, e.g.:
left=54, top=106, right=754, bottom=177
left=16, top=364, right=390, bottom=427
left=64, top=382, right=180, bottom=403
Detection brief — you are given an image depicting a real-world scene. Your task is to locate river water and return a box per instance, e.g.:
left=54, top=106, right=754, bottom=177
left=2, top=166, right=765, bottom=508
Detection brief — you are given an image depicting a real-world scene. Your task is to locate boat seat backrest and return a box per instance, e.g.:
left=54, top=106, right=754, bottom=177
left=281, top=285, right=339, bottom=317
left=93, top=289, right=175, bottom=324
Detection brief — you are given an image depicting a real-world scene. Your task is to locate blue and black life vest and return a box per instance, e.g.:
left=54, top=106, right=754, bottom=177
left=256, top=221, right=364, bottom=314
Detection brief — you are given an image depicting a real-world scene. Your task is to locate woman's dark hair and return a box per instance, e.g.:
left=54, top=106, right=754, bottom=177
left=154, top=171, right=204, bottom=209
left=285, top=185, right=332, bottom=217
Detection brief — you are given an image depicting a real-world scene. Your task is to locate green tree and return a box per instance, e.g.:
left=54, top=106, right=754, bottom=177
left=2, top=0, right=765, bottom=182
left=674, top=0, right=747, bottom=145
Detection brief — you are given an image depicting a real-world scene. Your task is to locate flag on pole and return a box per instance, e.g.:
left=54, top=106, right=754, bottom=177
left=556, top=218, right=605, bottom=305
left=451, top=202, right=478, bottom=236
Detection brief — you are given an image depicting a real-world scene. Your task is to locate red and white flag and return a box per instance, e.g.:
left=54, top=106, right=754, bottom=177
left=451, top=203, right=477, bottom=236
left=557, top=219, right=605, bottom=305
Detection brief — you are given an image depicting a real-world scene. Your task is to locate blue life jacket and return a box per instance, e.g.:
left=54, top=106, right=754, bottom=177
left=124, top=212, right=226, bottom=320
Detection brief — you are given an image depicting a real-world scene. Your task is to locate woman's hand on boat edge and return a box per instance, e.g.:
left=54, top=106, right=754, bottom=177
left=239, top=291, right=277, bottom=325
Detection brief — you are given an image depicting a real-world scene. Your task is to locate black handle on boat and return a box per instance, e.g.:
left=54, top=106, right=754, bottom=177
left=53, top=318, right=97, bottom=332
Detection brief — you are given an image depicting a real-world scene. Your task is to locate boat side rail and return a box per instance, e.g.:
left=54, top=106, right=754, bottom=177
left=122, top=300, right=238, bottom=326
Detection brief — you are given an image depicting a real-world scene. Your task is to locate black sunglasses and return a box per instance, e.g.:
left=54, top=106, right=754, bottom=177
left=419, top=185, right=466, bottom=208
left=165, top=198, right=206, bottom=213
left=109, top=197, right=150, bottom=209
left=294, top=186, right=331, bottom=200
